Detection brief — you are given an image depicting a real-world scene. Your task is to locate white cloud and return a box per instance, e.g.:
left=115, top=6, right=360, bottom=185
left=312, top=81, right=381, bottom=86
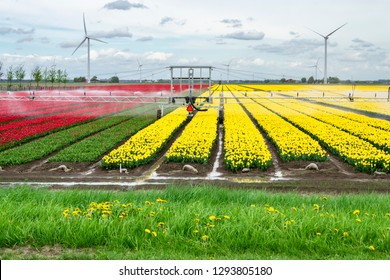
left=103, top=0, right=148, bottom=10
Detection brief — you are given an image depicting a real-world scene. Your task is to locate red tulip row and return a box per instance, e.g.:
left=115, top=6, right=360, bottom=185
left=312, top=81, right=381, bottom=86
left=0, top=101, right=137, bottom=149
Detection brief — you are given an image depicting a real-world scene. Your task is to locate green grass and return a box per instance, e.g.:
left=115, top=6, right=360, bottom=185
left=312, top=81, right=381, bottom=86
left=0, top=185, right=389, bottom=260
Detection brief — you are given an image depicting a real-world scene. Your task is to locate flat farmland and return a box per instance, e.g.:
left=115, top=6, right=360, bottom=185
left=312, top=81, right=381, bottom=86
left=0, top=83, right=389, bottom=192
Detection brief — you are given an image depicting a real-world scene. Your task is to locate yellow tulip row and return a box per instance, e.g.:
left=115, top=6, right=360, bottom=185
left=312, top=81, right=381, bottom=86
left=101, top=107, right=188, bottom=169
left=262, top=101, right=390, bottom=173
left=223, top=92, right=272, bottom=172
left=241, top=99, right=327, bottom=162
left=303, top=101, right=390, bottom=132
left=288, top=101, right=390, bottom=152
left=324, top=100, right=390, bottom=117
left=165, top=108, right=219, bottom=163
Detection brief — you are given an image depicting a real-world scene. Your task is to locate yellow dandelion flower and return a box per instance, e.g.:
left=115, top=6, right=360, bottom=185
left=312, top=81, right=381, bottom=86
left=333, top=228, right=339, bottom=233
left=386, top=213, right=390, bottom=217
left=149, top=211, right=155, bottom=217
left=158, top=222, right=165, bottom=227
left=151, top=231, right=157, bottom=237
left=343, top=232, right=349, bottom=238
left=145, top=229, right=151, bottom=234
left=353, top=209, right=360, bottom=215
left=313, top=204, right=319, bottom=211
left=356, top=218, right=362, bottom=223
left=224, top=215, right=231, bottom=220
left=209, top=215, right=216, bottom=221
left=369, top=245, right=375, bottom=251
left=193, top=229, right=199, bottom=234
left=201, top=235, right=209, bottom=241
left=292, top=207, right=297, bottom=211
left=156, top=198, right=167, bottom=203
left=316, top=232, right=322, bottom=236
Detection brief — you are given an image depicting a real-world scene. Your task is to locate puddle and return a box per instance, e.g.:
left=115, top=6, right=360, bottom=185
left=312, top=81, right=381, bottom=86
left=207, top=124, right=224, bottom=179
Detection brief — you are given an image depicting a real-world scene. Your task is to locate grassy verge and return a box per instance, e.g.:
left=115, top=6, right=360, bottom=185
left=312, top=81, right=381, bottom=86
left=0, top=185, right=389, bottom=260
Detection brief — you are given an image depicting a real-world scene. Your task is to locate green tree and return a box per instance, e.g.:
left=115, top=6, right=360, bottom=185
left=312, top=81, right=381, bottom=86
left=6, top=66, right=13, bottom=88
left=109, top=76, right=119, bottom=83
left=62, top=70, right=68, bottom=87
left=90, top=76, right=98, bottom=82
left=32, top=66, right=42, bottom=87
left=48, top=67, right=56, bottom=87
left=308, top=76, right=315, bottom=84
left=0, top=61, right=4, bottom=81
left=56, top=69, right=63, bottom=87
left=14, top=64, right=25, bottom=87
left=301, top=77, right=307, bottom=83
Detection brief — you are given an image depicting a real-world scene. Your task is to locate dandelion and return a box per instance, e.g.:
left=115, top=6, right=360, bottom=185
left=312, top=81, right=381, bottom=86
left=151, top=231, right=157, bottom=237
left=209, top=215, right=216, bottom=221
left=194, top=218, right=200, bottom=223
left=356, top=218, right=362, bottom=223
left=369, top=245, right=375, bottom=251
left=386, top=213, right=390, bottom=217
left=145, top=229, right=151, bottom=234
left=149, top=211, right=155, bottom=217
left=343, top=232, right=349, bottom=238
left=292, top=207, right=297, bottom=211
left=333, top=228, right=339, bottom=233
left=145, top=201, right=153, bottom=206
left=353, top=209, right=360, bottom=215
left=316, top=232, right=322, bottom=236
left=313, top=204, right=319, bottom=211
left=201, top=235, right=209, bottom=241
left=156, top=198, right=167, bottom=203
left=158, top=222, right=165, bottom=227
left=193, top=229, right=199, bottom=234
left=224, top=215, right=230, bottom=220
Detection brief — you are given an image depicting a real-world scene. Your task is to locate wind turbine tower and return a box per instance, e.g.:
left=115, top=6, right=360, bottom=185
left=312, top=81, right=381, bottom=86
left=309, top=23, right=347, bottom=84
left=137, top=59, right=143, bottom=83
left=72, top=13, right=107, bottom=83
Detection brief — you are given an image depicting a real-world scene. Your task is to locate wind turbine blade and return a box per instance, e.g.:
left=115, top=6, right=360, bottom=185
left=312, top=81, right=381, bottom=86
left=307, top=27, right=325, bottom=38
left=326, top=23, right=347, bottom=37
left=72, top=38, right=87, bottom=55
left=89, top=37, right=107, bottom=44
left=83, top=13, right=87, bottom=36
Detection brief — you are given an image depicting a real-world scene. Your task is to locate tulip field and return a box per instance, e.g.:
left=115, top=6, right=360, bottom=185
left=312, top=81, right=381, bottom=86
left=0, top=83, right=390, bottom=181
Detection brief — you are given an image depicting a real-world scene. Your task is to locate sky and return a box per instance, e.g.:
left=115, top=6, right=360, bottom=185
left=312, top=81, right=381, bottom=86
left=1, top=0, right=390, bottom=82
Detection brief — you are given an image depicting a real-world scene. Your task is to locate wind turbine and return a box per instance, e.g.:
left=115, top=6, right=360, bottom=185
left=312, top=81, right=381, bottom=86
left=137, top=59, right=143, bottom=83
left=308, top=58, right=322, bottom=81
left=72, top=13, right=107, bottom=83
left=308, top=23, right=347, bottom=84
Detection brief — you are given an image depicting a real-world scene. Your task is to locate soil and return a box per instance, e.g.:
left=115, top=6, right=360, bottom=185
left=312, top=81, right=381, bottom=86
left=1, top=148, right=389, bottom=193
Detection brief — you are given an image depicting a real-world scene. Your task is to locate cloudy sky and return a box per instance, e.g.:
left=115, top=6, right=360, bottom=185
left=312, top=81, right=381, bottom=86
left=1, top=0, right=390, bottom=81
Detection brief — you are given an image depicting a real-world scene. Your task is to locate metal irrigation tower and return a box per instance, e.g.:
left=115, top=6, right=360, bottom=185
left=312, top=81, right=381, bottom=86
left=169, top=66, right=213, bottom=103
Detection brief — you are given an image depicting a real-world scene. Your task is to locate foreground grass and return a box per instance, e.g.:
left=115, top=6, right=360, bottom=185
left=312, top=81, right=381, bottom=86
left=0, top=185, right=389, bottom=260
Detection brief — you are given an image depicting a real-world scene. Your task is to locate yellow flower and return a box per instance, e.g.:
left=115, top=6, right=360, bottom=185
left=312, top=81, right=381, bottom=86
left=209, top=215, right=216, bottom=221
left=156, top=198, right=167, bottom=203
left=224, top=215, right=230, bottom=220
left=193, top=229, right=199, bottom=234
left=145, top=229, right=151, bottom=234
left=151, top=231, right=157, bottom=237
left=316, top=232, right=322, bottom=236
left=158, top=222, right=165, bottom=227
left=201, top=235, right=209, bottom=241
left=353, top=209, right=360, bottom=215
left=343, top=232, right=349, bottom=238
left=369, top=245, right=375, bottom=251
left=356, top=218, right=362, bottom=223
left=313, top=204, right=319, bottom=211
